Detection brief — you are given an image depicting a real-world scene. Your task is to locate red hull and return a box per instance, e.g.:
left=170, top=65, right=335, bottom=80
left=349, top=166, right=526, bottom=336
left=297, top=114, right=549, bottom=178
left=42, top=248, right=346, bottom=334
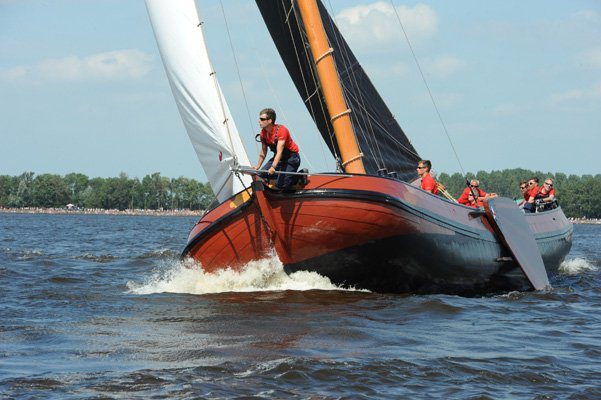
left=182, top=174, right=573, bottom=294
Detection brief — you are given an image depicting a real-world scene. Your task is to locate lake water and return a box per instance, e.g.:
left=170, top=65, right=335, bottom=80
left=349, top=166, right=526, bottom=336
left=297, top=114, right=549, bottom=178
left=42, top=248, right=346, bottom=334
left=1, top=213, right=599, bottom=399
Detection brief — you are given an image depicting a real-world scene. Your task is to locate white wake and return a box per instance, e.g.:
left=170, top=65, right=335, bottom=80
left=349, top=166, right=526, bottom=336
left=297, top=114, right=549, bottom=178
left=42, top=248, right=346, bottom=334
left=558, top=257, right=598, bottom=275
left=127, top=255, right=359, bottom=295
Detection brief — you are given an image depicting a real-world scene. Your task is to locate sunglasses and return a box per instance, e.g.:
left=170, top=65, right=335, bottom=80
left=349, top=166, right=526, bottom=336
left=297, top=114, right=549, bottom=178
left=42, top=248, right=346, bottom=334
left=417, top=166, right=426, bottom=169
left=470, top=185, right=478, bottom=188
left=259, top=117, right=269, bottom=121
left=545, top=182, right=553, bottom=186
left=520, top=186, right=526, bottom=189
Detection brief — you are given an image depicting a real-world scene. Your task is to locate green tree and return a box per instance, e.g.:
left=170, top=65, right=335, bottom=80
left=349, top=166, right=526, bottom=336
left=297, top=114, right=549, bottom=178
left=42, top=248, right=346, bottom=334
left=31, top=174, right=70, bottom=207
left=169, top=176, right=190, bottom=210
left=64, top=173, right=89, bottom=205
left=81, top=177, right=107, bottom=209
left=9, top=172, right=35, bottom=207
left=0, top=175, right=18, bottom=207
left=103, top=173, right=137, bottom=210
left=141, top=172, right=170, bottom=209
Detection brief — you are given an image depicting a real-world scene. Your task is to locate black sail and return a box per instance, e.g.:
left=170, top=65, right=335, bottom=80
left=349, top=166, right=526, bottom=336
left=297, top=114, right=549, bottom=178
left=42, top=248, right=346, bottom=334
left=255, top=0, right=420, bottom=181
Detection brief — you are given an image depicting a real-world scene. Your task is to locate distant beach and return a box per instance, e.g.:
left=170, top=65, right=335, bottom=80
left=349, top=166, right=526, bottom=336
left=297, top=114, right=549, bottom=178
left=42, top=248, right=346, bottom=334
left=0, top=207, right=202, bottom=217
left=569, top=217, right=601, bottom=225
left=1, top=207, right=599, bottom=223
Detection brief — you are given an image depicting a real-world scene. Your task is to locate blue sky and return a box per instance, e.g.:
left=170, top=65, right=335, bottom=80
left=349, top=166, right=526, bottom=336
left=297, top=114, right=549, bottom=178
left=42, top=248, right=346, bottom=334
left=1, top=0, right=600, bottom=181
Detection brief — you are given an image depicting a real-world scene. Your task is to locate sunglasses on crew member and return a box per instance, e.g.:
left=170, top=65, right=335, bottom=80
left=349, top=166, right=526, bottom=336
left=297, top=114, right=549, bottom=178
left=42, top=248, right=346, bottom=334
left=520, top=186, right=526, bottom=189
left=259, top=117, right=270, bottom=121
left=545, top=182, right=553, bottom=186
left=470, top=185, right=478, bottom=188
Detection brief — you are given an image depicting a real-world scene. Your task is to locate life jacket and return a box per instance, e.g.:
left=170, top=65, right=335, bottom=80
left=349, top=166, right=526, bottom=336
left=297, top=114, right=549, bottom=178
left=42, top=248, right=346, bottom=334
left=536, top=187, right=554, bottom=200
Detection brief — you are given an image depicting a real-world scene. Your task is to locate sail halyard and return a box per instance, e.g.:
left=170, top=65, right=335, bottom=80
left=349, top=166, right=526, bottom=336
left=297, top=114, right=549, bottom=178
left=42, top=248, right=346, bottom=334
left=255, top=0, right=421, bottom=181
left=296, top=0, right=365, bottom=174
left=145, top=0, right=252, bottom=202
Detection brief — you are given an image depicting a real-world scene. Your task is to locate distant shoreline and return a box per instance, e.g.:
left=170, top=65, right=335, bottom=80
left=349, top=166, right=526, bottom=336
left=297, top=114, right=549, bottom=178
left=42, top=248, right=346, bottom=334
left=0, top=207, right=203, bottom=217
left=569, top=218, right=601, bottom=225
left=2, top=207, right=600, bottom=224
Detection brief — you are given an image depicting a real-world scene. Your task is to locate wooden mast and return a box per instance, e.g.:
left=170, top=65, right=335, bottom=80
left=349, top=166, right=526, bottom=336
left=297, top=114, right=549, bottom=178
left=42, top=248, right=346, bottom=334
left=296, top=0, right=366, bottom=174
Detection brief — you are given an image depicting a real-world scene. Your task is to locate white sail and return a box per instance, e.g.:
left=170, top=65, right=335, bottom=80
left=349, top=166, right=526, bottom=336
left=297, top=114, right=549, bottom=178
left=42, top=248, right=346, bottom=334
left=145, top=0, right=252, bottom=202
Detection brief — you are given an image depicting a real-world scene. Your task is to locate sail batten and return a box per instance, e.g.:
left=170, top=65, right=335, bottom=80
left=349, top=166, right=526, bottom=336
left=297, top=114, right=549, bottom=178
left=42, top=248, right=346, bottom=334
left=256, top=0, right=420, bottom=181
left=145, top=0, right=251, bottom=202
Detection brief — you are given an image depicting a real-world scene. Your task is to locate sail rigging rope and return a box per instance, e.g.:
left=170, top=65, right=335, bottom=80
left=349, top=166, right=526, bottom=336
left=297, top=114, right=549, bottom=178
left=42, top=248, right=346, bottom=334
left=218, top=1, right=321, bottom=172
left=342, top=89, right=420, bottom=158
left=219, top=1, right=259, bottom=156
left=195, top=9, right=239, bottom=167
left=389, top=0, right=466, bottom=176
left=325, top=0, right=386, bottom=171
left=284, top=0, right=341, bottom=170
left=249, top=39, right=319, bottom=173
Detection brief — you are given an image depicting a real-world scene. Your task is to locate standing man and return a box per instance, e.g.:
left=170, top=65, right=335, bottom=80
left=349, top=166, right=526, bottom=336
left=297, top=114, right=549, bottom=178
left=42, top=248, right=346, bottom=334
left=253, top=108, right=302, bottom=189
left=417, top=160, right=439, bottom=195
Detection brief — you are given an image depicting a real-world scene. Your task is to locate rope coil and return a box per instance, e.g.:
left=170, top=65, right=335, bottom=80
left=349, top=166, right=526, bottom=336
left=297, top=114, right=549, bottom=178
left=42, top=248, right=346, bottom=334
left=330, top=109, right=351, bottom=123
left=341, top=152, right=364, bottom=167
left=315, top=47, right=334, bottom=64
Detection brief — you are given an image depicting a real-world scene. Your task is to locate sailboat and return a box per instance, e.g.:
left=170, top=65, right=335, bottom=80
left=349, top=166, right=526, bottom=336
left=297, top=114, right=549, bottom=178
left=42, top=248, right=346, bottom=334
left=146, top=0, right=573, bottom=295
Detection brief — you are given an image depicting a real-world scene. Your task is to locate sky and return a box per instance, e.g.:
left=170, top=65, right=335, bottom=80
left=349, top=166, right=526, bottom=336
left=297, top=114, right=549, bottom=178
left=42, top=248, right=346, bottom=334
left=1, top=0, right=600, bottom=181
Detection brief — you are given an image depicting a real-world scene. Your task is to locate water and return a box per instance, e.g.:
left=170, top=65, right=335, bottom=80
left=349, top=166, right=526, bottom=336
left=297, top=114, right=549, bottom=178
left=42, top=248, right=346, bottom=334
left=1, top=213, right=599, bottom=399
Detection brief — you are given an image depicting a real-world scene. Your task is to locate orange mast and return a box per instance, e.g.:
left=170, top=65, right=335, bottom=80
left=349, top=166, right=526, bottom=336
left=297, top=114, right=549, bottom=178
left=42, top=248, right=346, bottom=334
left=296, top=0, right=366, bottom=174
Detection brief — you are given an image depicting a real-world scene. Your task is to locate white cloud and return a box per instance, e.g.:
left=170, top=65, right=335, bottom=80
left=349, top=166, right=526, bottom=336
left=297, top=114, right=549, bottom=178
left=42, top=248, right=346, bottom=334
left=0, top=49, right=153, bottom=82
left=425, top=56, right=466, bottom=77
left=581, top=48, right=601, bottom=69
left=335, top=2, right=438, bottom=49
left=571, top=10, right=601, bottom=24
left=550, top=81, right=601, bottom=103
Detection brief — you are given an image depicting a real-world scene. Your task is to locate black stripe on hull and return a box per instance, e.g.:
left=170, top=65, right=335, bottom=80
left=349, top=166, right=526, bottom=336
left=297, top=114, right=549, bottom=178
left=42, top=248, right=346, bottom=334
left=284, top=229, right=572, bottom=296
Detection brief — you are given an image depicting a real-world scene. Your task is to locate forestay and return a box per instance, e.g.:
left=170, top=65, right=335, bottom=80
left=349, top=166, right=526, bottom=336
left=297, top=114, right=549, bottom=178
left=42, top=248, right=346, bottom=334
left=145, top=0, right=251, bottom=202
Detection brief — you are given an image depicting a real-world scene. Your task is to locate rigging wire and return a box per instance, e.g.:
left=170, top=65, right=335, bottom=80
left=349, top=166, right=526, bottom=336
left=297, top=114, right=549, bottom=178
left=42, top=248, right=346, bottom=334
left=325, top=0, right=386, bottom=171
left=219, top=0, right=259, bottom=156
left=195, top=9, right=239, bottom=165
left=389, top=0, right=466, bottom=176
left=284, top=0, right=340, bottom=171
left=343, top=89, right=420, bottom=158
left=248, top=39, right=319, bottom=173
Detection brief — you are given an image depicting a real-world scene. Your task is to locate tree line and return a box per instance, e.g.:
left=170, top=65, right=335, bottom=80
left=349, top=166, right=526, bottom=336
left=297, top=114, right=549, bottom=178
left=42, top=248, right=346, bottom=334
left=0, top=172, right=214, bottom=211
left=1, top=169, right=599, bottom=218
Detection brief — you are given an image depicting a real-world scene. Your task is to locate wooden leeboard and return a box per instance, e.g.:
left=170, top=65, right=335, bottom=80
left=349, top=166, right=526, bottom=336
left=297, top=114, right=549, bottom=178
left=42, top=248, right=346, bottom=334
left=483, top=197, right=550, bottom=290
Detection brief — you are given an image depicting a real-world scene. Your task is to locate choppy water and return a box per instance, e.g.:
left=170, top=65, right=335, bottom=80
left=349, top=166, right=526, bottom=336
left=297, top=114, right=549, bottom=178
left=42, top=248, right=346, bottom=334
left=1, top=213, right=599, bottom=399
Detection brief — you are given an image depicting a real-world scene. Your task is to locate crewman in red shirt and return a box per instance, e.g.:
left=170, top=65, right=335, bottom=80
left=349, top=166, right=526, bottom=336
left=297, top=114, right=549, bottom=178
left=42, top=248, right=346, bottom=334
left=416, top=160, right=439, bottom=195
left=253, top=108, right=303, bottom=189
left=457, top=179, right=495, bottom=206
left=465, top=192, right=482, bottom=208
left=537, top=178, right=556, bottom=202
left=523, top=177, right=540, bottom=213
left=534, top=178, right=556, bottom=211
